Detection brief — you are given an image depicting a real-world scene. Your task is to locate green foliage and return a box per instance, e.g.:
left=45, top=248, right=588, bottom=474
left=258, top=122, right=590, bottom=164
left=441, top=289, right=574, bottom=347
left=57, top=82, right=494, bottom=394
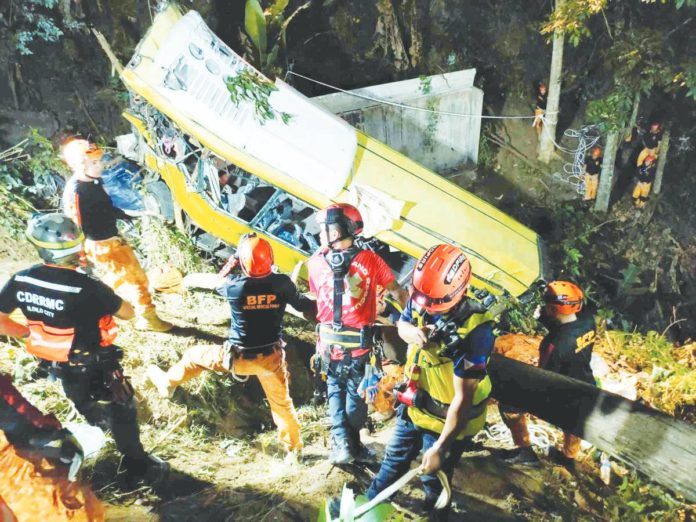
left=225, top=69, right=292, bottom=124
left=541, top=0, right=607, bottom=47
left=477, top=133, right=497, bottom=170
left=243, top=0, right=310, bottom=75
left=6, top=0, right=69, bottom=56
left=245, top=0, right=268, bottom=62
left=586, top=87, right=633, bottom=131
left=418, top=75, right=439, bottom=151
left=317, top=492, right=395, bottom=522
left=603, top=472, right=683, bottom=521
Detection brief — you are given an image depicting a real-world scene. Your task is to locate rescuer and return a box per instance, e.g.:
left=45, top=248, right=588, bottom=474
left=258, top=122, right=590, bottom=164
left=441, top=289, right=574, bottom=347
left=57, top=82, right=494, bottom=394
left=0, top=213, right=169, bottom=485
left=146, top=233, right=315, bottom=462
left=365, top=244, right=495, bottom=519
left=61, top=138, right=172, bottom=332
left=307, top=203, right=407, bottom=465
left=632, top=154, right=657, bottom=208
left=583, top=146, right=602, bottom=202
left=0, top=372, right=104, bottom=521
left=500, top=281, right=597, bottom=470
left=533, top=82, right=548, bottom=138
left=636, top=121, right=663, bottom=167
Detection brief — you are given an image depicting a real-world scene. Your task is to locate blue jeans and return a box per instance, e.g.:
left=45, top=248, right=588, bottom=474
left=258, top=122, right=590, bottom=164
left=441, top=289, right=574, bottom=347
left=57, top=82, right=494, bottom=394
left=366, top=406, right=468, bottom=515
left=327, top=352, right=368, bottom=449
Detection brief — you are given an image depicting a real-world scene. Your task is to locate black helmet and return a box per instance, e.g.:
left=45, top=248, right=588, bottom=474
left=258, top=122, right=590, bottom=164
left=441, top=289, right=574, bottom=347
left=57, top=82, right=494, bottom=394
left=26, top=213, right=84, bottom=265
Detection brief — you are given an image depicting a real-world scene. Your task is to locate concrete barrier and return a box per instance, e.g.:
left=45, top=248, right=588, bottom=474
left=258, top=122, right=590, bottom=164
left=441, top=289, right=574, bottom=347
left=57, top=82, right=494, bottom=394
left=313, top=69, right=483, bottom=172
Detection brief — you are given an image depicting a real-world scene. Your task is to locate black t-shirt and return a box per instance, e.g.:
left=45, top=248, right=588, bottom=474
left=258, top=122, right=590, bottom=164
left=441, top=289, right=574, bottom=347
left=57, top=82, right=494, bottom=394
left=538, top=312, right=596, bottom=385
left=636, top=162, right=656, bottom=183
left=216, top=272, right=315, bottom=348
left=536, top=91, right=547, bottom=110
left=0, top=264, right=122, bottom=360
left=64, top=177, right=127, bottom=240
left=643, top=130, right=662, bottom=150
left=584, top=154, right=602, bottom=176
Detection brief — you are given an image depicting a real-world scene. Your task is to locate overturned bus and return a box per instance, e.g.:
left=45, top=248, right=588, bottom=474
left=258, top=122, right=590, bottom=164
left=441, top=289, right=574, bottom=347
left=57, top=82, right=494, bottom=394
left=112, top=5, right=547, bottom=300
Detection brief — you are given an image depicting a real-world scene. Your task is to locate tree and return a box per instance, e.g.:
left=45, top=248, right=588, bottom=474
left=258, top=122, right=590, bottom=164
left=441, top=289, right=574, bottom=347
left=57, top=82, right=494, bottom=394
left=538, top=0, right=606, bottom=163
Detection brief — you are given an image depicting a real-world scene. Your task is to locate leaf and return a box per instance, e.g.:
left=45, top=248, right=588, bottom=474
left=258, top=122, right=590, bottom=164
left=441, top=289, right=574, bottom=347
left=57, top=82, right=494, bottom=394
left=354, top=495, right=395, bottom=522
left=244, top=0, right=267, bottom=59
left=268, top=0, right=289, bottom=19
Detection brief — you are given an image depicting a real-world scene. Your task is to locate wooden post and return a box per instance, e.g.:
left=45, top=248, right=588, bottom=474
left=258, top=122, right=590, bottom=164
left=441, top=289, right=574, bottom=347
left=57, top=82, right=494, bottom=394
left=653, top=129, right=670, bottom=194
left=593, top=130, right=619, bottom=213
left=488, top=354, right=696, bottom=502
left=538, top=0, right=566, bottom=163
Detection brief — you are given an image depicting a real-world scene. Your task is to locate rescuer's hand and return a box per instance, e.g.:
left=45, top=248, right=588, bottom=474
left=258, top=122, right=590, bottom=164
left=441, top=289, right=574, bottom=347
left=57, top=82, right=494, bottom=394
left=290, top=260, right=304, bottom=284
left=421, top=446, right=443, bottom=474
left=397, top=321, right=429, bottom=347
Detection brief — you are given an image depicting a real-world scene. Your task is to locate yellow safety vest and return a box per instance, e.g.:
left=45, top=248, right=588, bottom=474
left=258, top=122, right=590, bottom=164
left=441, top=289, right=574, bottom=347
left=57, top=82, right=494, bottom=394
left=405, top=301, right=493, bottom=439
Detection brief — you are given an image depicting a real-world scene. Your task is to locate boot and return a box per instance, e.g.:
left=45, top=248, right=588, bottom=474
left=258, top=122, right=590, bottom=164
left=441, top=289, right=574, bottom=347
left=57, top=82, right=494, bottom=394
left=329, top=440, right=354, bottom=465
left=146, top=365, right=176, bottom=398
left=135, top=309, right=173, bottom=332
left=122, top=453, right=170, bottom=486
left=501, top=446, right=540, bottom=466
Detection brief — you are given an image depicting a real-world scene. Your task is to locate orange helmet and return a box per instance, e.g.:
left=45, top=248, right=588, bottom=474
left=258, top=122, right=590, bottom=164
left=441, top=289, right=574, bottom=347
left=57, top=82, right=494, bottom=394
left=544, top=281, right=583, bottom=315
left=237, top=233, right=273, bottom=277
left=591, top=146, right=602, bottom=158
left=411, top=244, right=471, bottom=314
left=643, top=154, right=656, bottom=165
left=316, top=203, right=363, bottom=237
left=61, top=138, right=103, bottom=171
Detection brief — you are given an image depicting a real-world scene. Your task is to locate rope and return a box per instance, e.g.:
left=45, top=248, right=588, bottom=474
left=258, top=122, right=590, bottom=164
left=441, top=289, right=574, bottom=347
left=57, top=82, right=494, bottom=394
left=540, top=119, right=601, bottom=195
left=479, top=421, right=559, bottom=451
left=286, top=70, right=558, bottom=121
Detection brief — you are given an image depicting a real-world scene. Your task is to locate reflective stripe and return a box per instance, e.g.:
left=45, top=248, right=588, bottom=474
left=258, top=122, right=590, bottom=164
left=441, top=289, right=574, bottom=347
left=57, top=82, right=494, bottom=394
left=318, top=324, right=362, bottom=348
left=26, top=320, right=74, bottom=362
left=98, top=315, right=118, bottom=347
left=14, top=275, right=83, bottom=294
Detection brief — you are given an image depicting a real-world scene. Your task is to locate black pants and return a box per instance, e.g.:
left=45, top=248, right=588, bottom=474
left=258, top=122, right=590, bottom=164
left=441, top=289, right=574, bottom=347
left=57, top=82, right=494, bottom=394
left=59, top=364, right=147, bottom=461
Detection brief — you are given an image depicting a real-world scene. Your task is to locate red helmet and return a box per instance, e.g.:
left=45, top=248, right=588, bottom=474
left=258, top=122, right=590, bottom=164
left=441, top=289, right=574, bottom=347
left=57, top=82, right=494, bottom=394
left=411, top=244, right=471, bottom=314
left=316, top=203, right=364, bottom=236
left=237, top=233, right=273, bottom=277
left=544, top=281, right=583, bottom=315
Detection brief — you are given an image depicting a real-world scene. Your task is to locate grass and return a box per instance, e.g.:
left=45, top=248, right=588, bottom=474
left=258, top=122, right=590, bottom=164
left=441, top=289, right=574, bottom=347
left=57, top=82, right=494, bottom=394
left=597, top=329, right=696, bottom=421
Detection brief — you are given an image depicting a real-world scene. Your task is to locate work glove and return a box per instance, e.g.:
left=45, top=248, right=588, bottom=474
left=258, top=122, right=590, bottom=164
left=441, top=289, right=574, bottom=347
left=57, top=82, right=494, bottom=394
left=358, top=366, right=383, bottom=404
left=29, top=428, right=85, bottom=480
left=218, top=255, right=239, bottom=278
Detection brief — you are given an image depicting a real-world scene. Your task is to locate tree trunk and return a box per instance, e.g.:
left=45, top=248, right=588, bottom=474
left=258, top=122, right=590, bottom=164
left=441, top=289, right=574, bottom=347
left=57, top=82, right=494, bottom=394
left=489, top=354, right=696, bottom=502
left=623, top=92, right=640, bottom=142
left=653, top=129, right=670, bottom=194
left=538, top=0, right=565, bottom=163
left=372, top=0, right=410, bottom=72
left=593, top=130, right=619, bottom=213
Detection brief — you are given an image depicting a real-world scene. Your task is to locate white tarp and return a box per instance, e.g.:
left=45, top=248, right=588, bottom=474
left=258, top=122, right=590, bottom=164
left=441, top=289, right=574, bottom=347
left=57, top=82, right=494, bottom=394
left=136, top=11, right=357, bottom=198
left=345, top=183, right=405, bottom=238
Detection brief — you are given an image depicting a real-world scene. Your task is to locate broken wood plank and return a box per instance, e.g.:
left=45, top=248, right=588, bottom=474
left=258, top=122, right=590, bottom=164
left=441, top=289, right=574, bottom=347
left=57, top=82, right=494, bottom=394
left=488, top=353, right=696, bottom=502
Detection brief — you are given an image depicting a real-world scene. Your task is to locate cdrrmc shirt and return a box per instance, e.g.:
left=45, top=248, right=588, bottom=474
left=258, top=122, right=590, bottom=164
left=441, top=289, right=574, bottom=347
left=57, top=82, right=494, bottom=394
left=0, top=264, right=122, bottom=362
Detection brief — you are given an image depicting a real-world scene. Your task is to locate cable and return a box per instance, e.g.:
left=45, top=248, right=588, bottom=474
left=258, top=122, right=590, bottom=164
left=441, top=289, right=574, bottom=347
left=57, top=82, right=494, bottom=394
left=479, top=421, right=559, bottom=451
left=286, top=70, right=558, bottom=121
left=540, top=119, right=601, bottom=194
